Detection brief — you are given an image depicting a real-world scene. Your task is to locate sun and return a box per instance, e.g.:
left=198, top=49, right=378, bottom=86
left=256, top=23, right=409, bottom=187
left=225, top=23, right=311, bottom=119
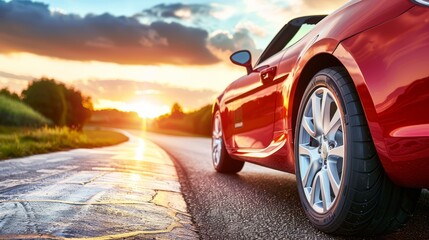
left=94, top=99, right=171, bottom=119
left=132, top=101, right=170, bottom=119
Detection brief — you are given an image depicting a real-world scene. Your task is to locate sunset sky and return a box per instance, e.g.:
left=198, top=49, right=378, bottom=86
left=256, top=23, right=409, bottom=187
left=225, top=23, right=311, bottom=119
left=0, top=0, right=347, bottom=118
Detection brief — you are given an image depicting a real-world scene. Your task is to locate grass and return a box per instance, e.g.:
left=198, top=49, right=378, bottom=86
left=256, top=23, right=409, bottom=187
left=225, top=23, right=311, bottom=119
left=0, top=126, right=129, bottom=160
left=0, top=95, right=51, bottom=127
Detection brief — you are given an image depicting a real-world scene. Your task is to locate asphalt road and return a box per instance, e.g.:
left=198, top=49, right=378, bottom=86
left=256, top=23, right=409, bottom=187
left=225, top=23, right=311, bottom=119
left=144, top=132, right=429, bottom=240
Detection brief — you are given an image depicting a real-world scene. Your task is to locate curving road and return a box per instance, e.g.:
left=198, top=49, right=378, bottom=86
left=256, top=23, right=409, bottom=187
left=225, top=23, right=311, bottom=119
left=143, top=132, right=429, bottom=240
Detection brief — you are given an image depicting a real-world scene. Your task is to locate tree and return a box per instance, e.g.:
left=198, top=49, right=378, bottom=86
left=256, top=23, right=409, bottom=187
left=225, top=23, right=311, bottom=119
left=22, top=78, right=67, bottom=126
left=170, top=102, right=184, bottom=119
left=21, top=78, right=93, bottom=129
left=0, top=88, right=20, bottom=101
left=63, top=86, right=93, bottom=130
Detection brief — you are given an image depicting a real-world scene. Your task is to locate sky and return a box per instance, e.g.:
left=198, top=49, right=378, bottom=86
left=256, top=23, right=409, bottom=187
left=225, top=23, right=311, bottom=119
left=0, top=0, right=347, bottom=118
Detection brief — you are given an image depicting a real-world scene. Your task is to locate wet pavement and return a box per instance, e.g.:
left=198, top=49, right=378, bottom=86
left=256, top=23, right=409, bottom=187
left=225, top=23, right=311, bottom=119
left=0, top=131, right=198, bottom=239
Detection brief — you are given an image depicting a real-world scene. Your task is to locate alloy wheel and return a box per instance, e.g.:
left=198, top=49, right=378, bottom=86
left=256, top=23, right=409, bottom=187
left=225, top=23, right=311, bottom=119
left=298, top=87, right=345, bottom=213
left=212, top=112, right=223, bottom=167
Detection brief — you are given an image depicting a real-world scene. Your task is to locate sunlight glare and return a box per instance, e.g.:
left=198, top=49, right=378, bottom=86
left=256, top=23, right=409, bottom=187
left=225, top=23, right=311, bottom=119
left=130, top=101, right=170, bottom=118
left=133, top=101, right=170, bottom=119
left=130, top=173, right=141, bottom=182
left=135, top=138, right=146, bottom=161
left=95, top=99, right=170, bottom=119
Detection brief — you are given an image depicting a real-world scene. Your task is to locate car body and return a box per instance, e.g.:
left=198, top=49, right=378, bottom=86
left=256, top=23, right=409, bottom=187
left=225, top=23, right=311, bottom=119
left=211, top=0, right=428, bottom=235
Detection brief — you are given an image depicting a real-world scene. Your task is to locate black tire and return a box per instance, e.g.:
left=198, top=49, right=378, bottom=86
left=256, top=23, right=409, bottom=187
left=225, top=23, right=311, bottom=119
left=212, top=110, right=244, bottom=173
left=294, top=67, right=421, bottom=235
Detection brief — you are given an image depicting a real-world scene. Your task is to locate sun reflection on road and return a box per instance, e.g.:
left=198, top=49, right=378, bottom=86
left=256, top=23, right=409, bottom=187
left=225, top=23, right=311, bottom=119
left=130, top=173, right=141, bottom=183
left=135, top=138, right=146, bottom=161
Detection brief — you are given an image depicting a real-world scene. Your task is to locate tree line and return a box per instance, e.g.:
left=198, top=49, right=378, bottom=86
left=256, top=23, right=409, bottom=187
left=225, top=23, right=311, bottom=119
left=1, top=78, right=92, bottom=130
left=150, top=102, right=212, bottom=136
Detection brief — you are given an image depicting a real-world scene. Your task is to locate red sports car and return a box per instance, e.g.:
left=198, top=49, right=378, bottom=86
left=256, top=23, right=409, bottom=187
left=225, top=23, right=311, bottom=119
left=211, top=0, right=429, bottom=235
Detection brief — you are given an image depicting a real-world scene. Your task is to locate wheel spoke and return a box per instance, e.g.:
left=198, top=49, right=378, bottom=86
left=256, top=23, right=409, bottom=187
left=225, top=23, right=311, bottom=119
left=212, top=148, right=217, bottom=161
left=311, top=93, right=323, bottom=136
left=213, top=127, right=220, bottom=138
left=213, top=117, right=222, bottom=138
left=302, top=116, right=316, bottom=137
left=329, top=145, right=344, bottom=158
left=299, top=144, right=318, bottom=159
left=320, top=89, right=331, bottom=133
left=299, top=144, right=322, bottom=187
left=212, top=139, right=219, bottom=163
left=310, top=173, right=321, bottom=207
left=320, top=169, right=332, bottom=211
left=327, top=160, right=340, bottom=196
left=301, top=156, right=322, bottom=188
left=325, top=109, right=341, bottom=137
left=213, top=139, right=220, bottom=151
left=216, top=146, right=221, bottom=163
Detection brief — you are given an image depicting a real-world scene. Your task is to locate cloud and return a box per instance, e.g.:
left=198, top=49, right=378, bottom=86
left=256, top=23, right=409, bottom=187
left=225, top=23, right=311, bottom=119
left=74, top=79, right=217, bottom=110
left=235, top=21, right=267, bottom=38
left=0, top=70, right=33, bottom=93
left=138, top=3, right=235, bottom=21
left=0, top=71, right=33, bottom=82
left=139, top=3, right=212, bottom=20
left=208, top=29, right=263, bottom=64
left=0, top=0, right=218, bottom=65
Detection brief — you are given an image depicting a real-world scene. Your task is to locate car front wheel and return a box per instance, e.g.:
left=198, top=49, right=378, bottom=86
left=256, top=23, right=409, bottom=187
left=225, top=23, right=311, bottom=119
left=295, top=67, right=421, bottom=235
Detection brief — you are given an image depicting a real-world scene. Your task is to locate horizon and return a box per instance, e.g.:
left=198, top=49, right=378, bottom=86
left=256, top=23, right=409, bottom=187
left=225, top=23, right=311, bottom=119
left=0, top=0, right=347, bottom=118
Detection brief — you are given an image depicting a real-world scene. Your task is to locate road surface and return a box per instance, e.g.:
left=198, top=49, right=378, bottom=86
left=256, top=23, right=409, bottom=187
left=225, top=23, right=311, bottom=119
left=0, top=132, right=197, bottom=239
left=144, top=132, right=429, bottom=240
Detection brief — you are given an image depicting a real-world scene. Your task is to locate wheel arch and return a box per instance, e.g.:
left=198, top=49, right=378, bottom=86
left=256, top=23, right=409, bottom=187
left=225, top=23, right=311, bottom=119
left=291, top=53, right=345, bottom=140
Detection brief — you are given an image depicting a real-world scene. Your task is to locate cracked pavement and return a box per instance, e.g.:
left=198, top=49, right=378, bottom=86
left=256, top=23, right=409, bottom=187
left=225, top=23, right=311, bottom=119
left=0, top=131, right=198, bottom=239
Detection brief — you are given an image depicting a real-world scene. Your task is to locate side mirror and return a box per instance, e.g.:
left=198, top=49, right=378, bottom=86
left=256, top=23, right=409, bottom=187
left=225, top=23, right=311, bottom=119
left=230, top=50, right=253, bottom=74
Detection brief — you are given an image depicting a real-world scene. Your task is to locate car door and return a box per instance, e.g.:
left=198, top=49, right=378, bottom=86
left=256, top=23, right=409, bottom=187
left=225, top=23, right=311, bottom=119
left=228, top=53, right=283, bottom=149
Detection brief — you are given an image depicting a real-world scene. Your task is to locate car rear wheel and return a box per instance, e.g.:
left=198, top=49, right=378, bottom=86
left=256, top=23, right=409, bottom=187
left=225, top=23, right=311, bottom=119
left=212, top=110, right=244, bottom=173
left=295, top=67, right=421, bottom=235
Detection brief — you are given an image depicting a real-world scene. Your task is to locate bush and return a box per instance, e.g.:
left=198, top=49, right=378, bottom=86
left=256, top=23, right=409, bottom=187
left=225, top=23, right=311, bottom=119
left=0, top=95, right=51, bottom=127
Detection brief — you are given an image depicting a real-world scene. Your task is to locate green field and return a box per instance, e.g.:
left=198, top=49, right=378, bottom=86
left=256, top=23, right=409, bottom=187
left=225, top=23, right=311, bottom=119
left=0, top=95, right=51, bottom=127
left=0, top=127, right=129, bottom=160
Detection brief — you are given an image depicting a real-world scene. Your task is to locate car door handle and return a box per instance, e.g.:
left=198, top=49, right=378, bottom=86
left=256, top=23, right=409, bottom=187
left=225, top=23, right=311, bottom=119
left=260, top=66, right=277, bottom=84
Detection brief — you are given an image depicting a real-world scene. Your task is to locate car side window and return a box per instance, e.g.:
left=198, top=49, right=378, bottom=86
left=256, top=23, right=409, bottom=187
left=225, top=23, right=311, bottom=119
left=283, top=23, right=317, bottom=49
left=256, top=15, right=326, bottom=66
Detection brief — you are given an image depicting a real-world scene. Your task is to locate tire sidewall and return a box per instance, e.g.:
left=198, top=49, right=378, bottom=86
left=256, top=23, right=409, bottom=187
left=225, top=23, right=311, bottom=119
left=294, top=70, right=352, bottom=232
